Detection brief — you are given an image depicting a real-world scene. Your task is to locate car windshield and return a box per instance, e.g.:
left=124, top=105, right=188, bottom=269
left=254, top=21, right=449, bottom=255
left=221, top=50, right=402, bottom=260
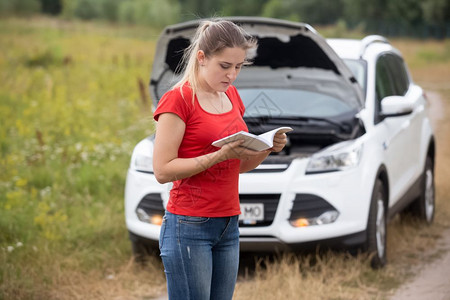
left=343, top=59, right=366, bottom=92
left=239, top=88, right=354, bottom=118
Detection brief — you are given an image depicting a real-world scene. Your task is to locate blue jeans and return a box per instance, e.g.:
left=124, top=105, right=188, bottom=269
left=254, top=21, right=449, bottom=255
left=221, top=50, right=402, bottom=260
left=159, top=211, right=240, bottom=300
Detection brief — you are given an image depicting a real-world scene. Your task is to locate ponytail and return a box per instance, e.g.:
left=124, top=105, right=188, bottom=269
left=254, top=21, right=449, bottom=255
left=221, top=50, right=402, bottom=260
left=173, top=19, right=257, bottom=103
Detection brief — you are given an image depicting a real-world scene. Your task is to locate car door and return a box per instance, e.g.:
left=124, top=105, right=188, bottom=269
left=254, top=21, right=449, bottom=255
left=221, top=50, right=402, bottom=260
left=385, top=54, right=424, bottom=181
left=375, top=53, right=419, bottom=204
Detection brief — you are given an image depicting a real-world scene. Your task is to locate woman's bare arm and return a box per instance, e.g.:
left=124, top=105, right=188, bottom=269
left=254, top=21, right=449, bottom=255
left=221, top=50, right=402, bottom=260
left=153, top=113, right=262, bottom=184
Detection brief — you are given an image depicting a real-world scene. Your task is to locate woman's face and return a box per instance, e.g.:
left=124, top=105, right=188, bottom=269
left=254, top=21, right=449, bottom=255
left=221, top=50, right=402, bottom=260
left=197, top=47, right=246, bottom=93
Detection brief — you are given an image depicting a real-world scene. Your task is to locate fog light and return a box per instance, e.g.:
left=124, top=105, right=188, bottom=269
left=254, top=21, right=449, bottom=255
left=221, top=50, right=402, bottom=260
left=291, top=218, right=310, bottom=227
left=136, top=208, right=163, bottom=225
left=150, top=215, right=163, bottom=226
left=290, top=211, right=339, bottom=228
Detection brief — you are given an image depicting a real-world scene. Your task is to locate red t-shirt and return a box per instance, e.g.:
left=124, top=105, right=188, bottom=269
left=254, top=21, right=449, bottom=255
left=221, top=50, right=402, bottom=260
left=153, top=84, right=248, bottom=217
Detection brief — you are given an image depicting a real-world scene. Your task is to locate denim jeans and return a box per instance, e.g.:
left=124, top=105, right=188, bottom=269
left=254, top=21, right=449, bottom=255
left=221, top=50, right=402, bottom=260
left=159, top=210, right=240, bottom=300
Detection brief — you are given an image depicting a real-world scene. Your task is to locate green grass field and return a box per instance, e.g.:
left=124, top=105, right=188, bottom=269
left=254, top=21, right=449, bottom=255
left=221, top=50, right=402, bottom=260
left=1, top=16, right=449, bottom=300
left=0, top=16, right=166, bottom=299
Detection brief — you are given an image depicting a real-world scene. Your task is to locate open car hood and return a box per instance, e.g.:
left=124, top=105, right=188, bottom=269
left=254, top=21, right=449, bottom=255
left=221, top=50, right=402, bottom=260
left=150, top=17, right=364, bottom=110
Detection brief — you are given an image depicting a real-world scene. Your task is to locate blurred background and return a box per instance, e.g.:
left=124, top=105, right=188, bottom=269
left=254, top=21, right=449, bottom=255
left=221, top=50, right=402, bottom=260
left=1, top=0, right=449, bottom=37
left=1, top=1, right=449, bottom=299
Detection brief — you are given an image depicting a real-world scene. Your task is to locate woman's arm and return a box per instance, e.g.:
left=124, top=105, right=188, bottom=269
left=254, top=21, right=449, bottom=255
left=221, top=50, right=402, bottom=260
left=153, top=112, right=262, bottom=184
left=239, top=132, right=288, bottom=173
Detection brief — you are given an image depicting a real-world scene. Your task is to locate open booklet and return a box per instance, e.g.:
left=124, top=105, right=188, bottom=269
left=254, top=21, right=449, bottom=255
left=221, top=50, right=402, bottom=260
left=212, top=127, right=293, bottom=151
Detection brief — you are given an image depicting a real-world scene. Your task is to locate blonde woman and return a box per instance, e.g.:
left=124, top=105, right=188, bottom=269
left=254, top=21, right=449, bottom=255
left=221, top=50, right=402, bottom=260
left=153, top=19, right=287, bottom=300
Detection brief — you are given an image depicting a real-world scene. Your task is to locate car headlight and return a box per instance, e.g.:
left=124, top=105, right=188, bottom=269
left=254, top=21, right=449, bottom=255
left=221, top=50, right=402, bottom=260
left=130, top=137, right=155, bottom=173
left=306, top=141, right=363, bottom=174
left=133, top=154, right=154, bottom=173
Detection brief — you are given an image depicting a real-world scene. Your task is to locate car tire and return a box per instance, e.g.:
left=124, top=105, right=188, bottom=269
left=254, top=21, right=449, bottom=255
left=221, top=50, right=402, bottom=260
left=365, top=179, right=387, bottom=269
left=129, top=231, right=158, bottom=263
left=408, top=156, right=435, bottom=225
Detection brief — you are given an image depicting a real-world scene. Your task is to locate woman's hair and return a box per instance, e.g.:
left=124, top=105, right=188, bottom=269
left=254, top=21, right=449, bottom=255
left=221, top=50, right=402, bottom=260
left=173, top=19, right=257, bottom=100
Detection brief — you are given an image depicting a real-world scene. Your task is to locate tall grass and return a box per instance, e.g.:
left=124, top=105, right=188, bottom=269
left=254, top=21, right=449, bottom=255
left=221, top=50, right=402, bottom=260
left=0, top=16, right=164, bottom=299
left=1, top=16, right=450, bottom=300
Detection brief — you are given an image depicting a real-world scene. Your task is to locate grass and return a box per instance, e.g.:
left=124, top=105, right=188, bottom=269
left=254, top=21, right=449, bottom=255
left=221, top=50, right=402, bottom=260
left=0, top=16, right=163, bottom=299
left=1, top=16, right=450, bottom=300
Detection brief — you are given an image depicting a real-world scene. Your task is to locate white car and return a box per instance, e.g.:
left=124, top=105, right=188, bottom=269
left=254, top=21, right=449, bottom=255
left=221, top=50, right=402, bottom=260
left=124, top=17, right=435, bottom=268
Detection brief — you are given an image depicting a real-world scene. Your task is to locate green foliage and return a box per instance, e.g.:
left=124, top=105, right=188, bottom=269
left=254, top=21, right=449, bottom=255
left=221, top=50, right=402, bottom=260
left=0, top=0, right=40, bottom=15
left=220, top=0, right=268, bottom=18
left=178, top=0, right=223, bottom=19
left=387, top=0, right=423, bottom=25
left=261, top=0, right=300, bottom=22
left=73, top=0, right=100, bottom=20
left=421, top=0, right=450, bottom=25
left=99, top=0, right=122, bottom=22
left=40, top=0, right=62, bottom=15
left=5, top=0, right=450, bottom=38
left=25, top=45, right=65, bottom=67
left=116, top=0, right=181, bottom=27
left=296, top=0, right=345, bottom=25
left=0, top=17, right=157, bottom=295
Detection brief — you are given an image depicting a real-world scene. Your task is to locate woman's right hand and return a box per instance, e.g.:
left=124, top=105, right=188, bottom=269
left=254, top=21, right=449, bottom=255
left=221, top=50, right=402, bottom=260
left=218, top=140, right=268, bottom=161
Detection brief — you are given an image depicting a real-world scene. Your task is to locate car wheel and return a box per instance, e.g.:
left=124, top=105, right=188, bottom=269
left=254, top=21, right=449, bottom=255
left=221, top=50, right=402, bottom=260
left=129, top=231, right=158, bottom=263
left=409, top=156, right=435, bottom=224
left=365, top=179, right=387, bottom=269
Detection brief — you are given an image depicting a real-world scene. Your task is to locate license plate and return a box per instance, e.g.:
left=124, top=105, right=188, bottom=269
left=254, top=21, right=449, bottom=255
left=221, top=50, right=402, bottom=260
left=239, top=203, right=264, bottom=224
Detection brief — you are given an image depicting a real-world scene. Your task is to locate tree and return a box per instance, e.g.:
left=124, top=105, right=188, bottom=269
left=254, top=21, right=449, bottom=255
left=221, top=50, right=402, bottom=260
left=297, top=0, right=345, bottom=25
left=40, top=0, right=62, bottom=15
left=421, top=0, right=450, bottom=25
left=261, top=0, right=300, bottom=22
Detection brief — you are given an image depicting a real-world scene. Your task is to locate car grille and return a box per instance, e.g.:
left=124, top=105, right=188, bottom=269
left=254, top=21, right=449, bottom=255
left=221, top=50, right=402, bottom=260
left=239, top=194, right=280, bottom=227
left=136, top=193, right=165, bottom=216
left=289, top=194, right=336, bottom=220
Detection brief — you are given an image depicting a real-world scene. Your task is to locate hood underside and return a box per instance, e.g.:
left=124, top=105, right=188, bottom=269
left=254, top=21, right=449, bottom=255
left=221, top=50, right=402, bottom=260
left=150, top=17, right=363, bottom=110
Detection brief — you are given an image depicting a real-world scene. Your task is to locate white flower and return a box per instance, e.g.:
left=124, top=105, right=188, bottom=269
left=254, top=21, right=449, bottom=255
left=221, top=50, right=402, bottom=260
left=40, top=186, right=52, bottom=197
left=7, top=246, right=14, bottom=252
left=16, top=242, right=23, bottom=247
left=81, top=152, right=89, bottom=161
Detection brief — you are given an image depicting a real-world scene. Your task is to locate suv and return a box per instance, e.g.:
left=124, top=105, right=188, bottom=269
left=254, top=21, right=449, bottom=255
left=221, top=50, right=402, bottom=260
left=124, top=17, right=435, bottom=268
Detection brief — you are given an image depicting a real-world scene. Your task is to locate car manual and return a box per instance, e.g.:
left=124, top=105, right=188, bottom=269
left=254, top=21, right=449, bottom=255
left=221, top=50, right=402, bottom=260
left=212, top=127, right=293, bottom=151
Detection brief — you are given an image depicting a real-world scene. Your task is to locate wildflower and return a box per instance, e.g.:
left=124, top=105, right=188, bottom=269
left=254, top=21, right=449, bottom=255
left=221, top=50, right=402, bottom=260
left=81, top=152, right=88, bottom=161
left=7, top=246, right=14, bottom=252
left=15, top=178, right=27, bottom=187
left=40, top=186, right=52, bottom=197
left=16, top=242, right=23, bottom=247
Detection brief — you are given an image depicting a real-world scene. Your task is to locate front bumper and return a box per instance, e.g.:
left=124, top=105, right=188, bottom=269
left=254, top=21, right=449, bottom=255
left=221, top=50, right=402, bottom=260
left=125, top=157, right=376, bottom=251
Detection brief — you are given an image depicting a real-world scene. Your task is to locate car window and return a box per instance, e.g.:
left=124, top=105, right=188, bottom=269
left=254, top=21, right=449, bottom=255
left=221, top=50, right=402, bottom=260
left=386, top=54, right=410, bottom=96
left=375, top=55, right=396, bottom=102
left=239, top=88, right=353, bottom=118
left=343, top=59, right=366, bottom=92
left=374, top=55, right=397, bottom=124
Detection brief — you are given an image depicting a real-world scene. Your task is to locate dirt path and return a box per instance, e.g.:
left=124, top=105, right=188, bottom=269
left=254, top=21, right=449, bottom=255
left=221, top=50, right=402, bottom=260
left=389, top=228, right=450, bottom=300
left=389, top=89, right=450, bottom=300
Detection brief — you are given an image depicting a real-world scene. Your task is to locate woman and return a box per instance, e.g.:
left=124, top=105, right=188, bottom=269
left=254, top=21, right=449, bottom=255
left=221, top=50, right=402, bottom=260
left=153, top=19, right=287, bottom=300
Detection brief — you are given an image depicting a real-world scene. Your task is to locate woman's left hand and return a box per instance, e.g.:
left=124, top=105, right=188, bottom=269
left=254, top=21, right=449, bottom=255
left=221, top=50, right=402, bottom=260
left=270, top=132, right=288, bottom=152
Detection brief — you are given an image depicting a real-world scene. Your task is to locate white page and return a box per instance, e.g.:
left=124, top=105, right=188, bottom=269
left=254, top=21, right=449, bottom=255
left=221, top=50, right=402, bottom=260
left=212, top=126, right=293, bottom=151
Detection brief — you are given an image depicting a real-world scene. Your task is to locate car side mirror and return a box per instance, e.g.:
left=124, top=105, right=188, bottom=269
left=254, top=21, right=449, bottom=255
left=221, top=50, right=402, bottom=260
left=380, top=95, right=414, bottom=119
